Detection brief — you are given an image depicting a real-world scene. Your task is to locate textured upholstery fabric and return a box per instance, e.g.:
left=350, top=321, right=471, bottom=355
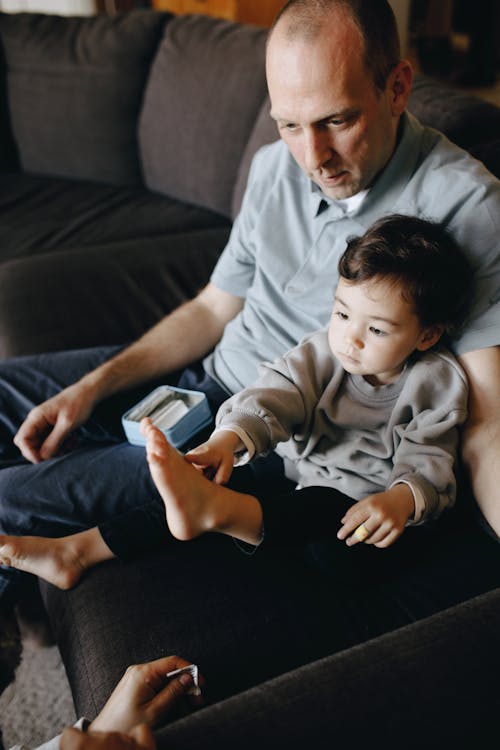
left=470, top=139, right=500, bottom=179
left=0, top=228, right=228, bottom=357
left=0, top=173, right=228, bottom=263
left=41, top=538, right=361, bottom=718
left=408, top=73, right=500, bottom=150
left=0, top=11, right=168, bottom=185
left=154, top=587, right=500, bottom=749
left=0, top=173, right=229, bottom=355
left=0, top=37, right=17, bottom=172
left=138, top=15, right=268, bottom=218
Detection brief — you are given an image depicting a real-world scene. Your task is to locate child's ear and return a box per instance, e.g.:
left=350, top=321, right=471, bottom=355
left=416, top=325, right=445, bottom=352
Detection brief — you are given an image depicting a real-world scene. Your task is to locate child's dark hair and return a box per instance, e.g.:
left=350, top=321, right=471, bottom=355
left=338, top=214, right=472, bottom=336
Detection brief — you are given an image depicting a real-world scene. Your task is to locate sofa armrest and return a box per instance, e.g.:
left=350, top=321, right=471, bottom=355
left=157, top=587, right=500, bottom=749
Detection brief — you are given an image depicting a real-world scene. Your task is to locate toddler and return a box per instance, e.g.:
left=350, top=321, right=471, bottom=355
left=143, top=214, right=471, bottom=556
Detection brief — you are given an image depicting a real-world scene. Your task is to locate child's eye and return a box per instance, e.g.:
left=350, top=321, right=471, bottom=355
left=335, top=311, right=348, bottom=320
left=369, top=326, right=386, bottom=336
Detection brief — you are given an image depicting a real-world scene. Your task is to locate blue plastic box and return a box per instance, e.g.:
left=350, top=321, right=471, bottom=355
left=122, top=385, right=212, bottom=449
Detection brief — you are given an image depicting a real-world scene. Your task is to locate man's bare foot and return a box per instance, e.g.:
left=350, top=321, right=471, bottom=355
left=142, top=419, right=264, bottom=545
left=0, top=528, right=114, bottom=590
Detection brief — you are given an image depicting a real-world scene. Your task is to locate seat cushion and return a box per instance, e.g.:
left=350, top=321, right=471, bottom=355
left=40, top=536, right=361, bottom=719
left=0, top=10, right=168, bottom=185
left=0, top=173, right=228, bottom=263
left=0, top=174, right=230, bottom=356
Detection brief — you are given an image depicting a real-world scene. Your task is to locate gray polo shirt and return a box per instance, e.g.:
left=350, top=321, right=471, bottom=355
left=205, top=112, right=500, bottom=396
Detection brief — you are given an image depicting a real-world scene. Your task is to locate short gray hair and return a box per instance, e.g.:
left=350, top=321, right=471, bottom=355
left=270, top=0, right=401, bottom=92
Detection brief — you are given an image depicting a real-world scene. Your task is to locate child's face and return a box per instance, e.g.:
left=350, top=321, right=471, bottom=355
left=328, top=277, right=441, bottom=385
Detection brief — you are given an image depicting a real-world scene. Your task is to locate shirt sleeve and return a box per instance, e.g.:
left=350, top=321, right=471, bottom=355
left=212, top=425, right=256, bottom=465
left=210, top=145, right=276, bottom=299
left=389, top=352, right=469, bottom=522
left=9, top=719, right=90, bottom=750
left=447, top=172, right=500, bottom=355
left=390, top=479, right=427, bottom=525
left=215, top=333, right=329, bottom=458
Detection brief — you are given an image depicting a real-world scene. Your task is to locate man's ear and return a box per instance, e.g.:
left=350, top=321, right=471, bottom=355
left=416, top=324, right=445, bottom=352
left=389, top=60, right=413, bottom=117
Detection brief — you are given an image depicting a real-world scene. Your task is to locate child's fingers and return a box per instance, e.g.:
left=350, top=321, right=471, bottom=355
left=140, top=416, right=153, bottom=436
left=214, top=458, right=233, bottom=485
left=373, top=528, right=402, bottom=548
left=185, top=443, right=211, bottom=464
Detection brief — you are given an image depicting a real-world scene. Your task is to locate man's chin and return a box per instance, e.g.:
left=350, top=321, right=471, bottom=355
left=319, top=178, right=361, bottom=201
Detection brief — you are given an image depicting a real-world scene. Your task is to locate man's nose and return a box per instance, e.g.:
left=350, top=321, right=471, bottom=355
left=304, top=128, right=332, bottom=172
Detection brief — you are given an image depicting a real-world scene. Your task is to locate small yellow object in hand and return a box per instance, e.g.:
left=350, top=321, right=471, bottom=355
left=353, top=523, right=370, bottom=542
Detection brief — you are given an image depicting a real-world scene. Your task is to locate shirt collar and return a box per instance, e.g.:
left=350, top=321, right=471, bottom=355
left=309, top=182, right=369, bottom=219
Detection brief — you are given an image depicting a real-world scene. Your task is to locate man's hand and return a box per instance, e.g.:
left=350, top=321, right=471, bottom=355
left=61, top=725, right=156, bottom=750
left=90, top=656, right=203, bottom=734
left=185, top=430, right=242, bottom=484
left=337, top=484, right=415, bottom=548
left=13, top=380, right=98, bottom=463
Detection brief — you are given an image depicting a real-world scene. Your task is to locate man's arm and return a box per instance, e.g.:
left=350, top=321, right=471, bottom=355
left=458, top=345, right=500, bottom=537
left=80, top=283, right=243, bottom=399
left=14, top=283, right=244, bottom=463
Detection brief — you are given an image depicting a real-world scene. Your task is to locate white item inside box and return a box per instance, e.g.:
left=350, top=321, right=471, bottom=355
left=127, top=389, right=201, bottom=430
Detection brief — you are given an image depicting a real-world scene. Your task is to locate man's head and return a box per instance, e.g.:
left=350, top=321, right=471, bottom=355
left=266, top=0, right=412, bottom=199
left=328, top=214, right=472, bottom=384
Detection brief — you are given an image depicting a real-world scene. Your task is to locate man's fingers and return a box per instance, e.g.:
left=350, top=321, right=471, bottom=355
left=14, top=417, right=47, bottom=463
left=38, top=416, right=72, bottom=460
left=127, top=656, right=193, bottom=692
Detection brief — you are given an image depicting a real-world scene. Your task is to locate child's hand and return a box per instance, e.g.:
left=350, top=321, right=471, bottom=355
left=337, top=484, right=415, bottom=548
left=185, top=431, right=241, bottom=485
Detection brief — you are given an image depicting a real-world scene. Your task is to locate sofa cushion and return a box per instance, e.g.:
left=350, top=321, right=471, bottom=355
left=0, top=228, right=228, bottom=358
left=0, top=173, right=230, bottom=356
left=408, top=73, right=500, bottom=150
left=0, top=10, right=168, bottom=185
left=0, top=173, right=228, bottom=263
left=469, top=139, right=500, bottom=180
left=139, top=15, right=268, bottom=219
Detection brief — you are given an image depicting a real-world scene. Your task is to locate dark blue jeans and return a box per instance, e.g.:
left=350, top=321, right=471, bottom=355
left=0, top=346, right=233, bottom=603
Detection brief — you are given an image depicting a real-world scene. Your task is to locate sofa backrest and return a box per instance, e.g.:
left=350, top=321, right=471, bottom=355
left=408, top=73, right=500, bottom=153
left=138, top=14, right=269, bottom=219
left=1, top=10, right=499, bottom=216
left=0, top=10, right=167, bottom=185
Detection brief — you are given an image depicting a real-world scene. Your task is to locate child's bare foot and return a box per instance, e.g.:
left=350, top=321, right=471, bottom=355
left=142, top=420, right=224, bottom=540
left=0, top=528, right=114, bottom=590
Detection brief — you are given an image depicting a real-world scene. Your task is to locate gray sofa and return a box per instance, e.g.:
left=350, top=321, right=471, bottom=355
left=1, top=9, right=500, bottom=747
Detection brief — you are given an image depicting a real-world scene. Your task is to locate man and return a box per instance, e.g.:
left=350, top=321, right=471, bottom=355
left=0, top=0, right=499, bottom=641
